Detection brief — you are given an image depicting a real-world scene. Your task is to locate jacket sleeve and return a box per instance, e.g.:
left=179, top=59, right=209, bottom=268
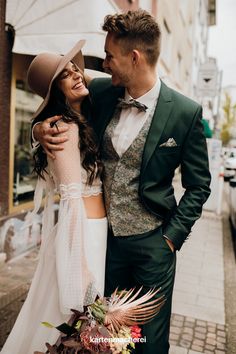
left=163, top=106, right=211, bottom=250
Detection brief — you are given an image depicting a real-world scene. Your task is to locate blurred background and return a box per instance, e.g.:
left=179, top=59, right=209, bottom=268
left=0, top=1, right=236, bottom=353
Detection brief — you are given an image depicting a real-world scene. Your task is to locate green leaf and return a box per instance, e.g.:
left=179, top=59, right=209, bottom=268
left=56, top=323, right=77, bottom=335
left=129, top=341, right=135, bottom=348
left=41, top=322, right=55, bottom=328
left=75, top=320, right=82, bottom=331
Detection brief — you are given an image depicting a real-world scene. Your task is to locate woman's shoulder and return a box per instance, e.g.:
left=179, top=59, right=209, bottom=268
left=56, top=119, right=78, bottom=130
left=54, top=120, right=79, bottom=143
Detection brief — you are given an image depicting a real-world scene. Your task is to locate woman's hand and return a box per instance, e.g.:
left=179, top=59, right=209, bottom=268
left=33, top=115, right=69, bottom=159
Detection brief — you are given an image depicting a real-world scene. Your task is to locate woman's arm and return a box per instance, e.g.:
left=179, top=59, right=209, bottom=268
left=49, top=122, right=95, bottom=314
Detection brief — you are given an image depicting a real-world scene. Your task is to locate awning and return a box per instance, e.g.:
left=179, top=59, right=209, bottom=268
left=6, top=0, right=119, bottom=58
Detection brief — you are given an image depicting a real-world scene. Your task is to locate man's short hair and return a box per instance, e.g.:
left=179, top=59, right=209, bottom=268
left=102, top=9, right=161, bottom=67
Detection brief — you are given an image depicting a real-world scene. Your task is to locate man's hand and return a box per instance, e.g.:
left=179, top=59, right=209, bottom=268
left=33, top=116, right=69, bottom=159
left=165, top=238, right=175, bottom=253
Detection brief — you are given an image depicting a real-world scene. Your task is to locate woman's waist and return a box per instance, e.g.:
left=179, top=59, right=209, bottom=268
left=83, top=193, right=106, bottom=218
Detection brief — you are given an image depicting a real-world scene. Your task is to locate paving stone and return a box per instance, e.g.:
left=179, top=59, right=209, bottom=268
left=173, top=314, right=185, bottom=322
left=207, top=321, right=217, bottom=327
left=169, top=340, right=178, bottom=347
left=208, top=326, right=216, bottom=333
left=205, top=344, right=215, bottom=351
left=217, top=324, right=226, bottom=331
left=206, top=337, right=217, bottom=345
left=217, top=330, right=226, bottom=337
left=192, top=338, right=204, bottom=346
left=196, top=320, right=207, bottom=327
left=170, top=327, right=181, bottom=335
left=184, top=321, right=195, bottom=328
left=170, top=333, right=180, bottom=341
left=182, top=333, right=193, bottom=341
left=217, top=335, right=226, bottom=343
left=194, top=332, right=205, bottom=340
left=191, top=344, right=203, bottom=352
left=185, top=316, right=195, bottom=323
left=195, top=326, right=207, bottom=333
left=170, top=346, right=188, bottom=354
left=183, top=327, right=193, bottom=335
left=216, top=342, right=226, bottom=350
left=171, top=319, right=184, bottom=327
left=179, top=339, right=191, bottom=349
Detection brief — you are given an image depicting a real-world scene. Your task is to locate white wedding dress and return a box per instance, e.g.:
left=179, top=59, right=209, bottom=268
left=1, top=123, right=107, bottom=354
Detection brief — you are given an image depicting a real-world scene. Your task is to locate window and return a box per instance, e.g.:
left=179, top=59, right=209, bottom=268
left=12, top=55, right=43, bottom=207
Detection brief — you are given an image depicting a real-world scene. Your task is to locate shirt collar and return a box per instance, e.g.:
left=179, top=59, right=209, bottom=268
left=124, top=77, right=161, bottom=110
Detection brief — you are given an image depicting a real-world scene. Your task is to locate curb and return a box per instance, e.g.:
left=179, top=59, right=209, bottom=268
left=223, top=213, right=236, bottom=354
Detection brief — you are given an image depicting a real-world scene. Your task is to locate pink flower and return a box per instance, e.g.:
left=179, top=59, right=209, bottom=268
left=131, top=325, right=142, bottom=339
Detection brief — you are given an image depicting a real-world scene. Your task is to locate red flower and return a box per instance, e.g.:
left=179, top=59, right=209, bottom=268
left=131, top=325, right=142, bottom=339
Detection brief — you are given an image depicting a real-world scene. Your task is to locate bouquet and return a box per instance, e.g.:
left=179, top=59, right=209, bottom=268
left=36, top=287, right=165, bottom=354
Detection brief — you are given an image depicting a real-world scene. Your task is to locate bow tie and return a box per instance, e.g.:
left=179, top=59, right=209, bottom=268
left=117, top=98, right=148, bottom=112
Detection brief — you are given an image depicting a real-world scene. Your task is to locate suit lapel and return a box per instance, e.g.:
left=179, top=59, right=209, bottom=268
left=141, top=82, right=174, bottom=173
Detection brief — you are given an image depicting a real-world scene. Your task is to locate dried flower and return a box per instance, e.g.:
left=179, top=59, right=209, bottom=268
left=40, top=287, right=164, bottom=354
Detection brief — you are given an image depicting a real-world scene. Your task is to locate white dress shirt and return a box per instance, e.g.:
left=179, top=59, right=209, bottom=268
left=112, top=78, right=161, bottom=157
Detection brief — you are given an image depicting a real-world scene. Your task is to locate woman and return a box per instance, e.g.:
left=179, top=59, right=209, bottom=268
left=1, top=40, right=107, bottom=354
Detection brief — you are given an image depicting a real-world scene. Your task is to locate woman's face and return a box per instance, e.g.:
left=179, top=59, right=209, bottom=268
left=57, top=62, right=89, bottom=106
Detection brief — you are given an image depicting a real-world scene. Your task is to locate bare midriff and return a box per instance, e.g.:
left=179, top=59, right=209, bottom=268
left=83, top=193, right=106, bottom=218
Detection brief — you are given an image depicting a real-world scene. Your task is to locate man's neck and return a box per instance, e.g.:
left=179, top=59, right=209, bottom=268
left=127, top=74, right=158, bottom=99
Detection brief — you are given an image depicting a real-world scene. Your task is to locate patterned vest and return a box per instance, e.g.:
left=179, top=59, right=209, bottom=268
left=101, top=108, right=162, bottom=236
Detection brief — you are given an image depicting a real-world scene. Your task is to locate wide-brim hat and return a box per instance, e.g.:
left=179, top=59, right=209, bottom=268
left=27, top=39, right=85, bottom=120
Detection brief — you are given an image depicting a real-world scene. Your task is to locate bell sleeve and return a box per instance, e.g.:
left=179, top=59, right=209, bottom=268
left=48, top=123, right=96, bottom=315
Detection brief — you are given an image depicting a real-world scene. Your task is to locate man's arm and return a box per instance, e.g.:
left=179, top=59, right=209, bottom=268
left=163, top=106, right=211, bottom=250
left=32, top=116, right=69, bottom=159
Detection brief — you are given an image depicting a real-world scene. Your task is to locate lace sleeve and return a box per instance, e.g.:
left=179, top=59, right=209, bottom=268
left=49, top=123, right=96, bottom=314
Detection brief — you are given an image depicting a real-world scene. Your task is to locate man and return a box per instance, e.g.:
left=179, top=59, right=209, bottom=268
left=33, top=9, right=211, bottom=354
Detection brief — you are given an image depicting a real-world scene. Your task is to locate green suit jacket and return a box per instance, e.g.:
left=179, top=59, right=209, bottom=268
left=89, top=78, right=211, bottom=250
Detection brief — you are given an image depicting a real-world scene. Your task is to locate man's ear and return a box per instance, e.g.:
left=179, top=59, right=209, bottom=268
left=131, top=50, right=141, bottom=65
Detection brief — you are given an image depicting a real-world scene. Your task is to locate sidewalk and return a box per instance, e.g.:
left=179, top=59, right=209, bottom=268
left=169, top=175, right=227, bottom=353
left=170, top=211, right=226, bottom=353
left=0, top=178, right=230, bottom=353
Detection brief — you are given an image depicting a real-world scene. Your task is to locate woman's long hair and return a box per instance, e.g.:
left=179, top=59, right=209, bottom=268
left=33, top=81, right=103, bottom=185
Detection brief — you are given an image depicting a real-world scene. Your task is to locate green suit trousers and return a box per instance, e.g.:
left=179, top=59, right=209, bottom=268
left=105, top=226, right=176, bottom=354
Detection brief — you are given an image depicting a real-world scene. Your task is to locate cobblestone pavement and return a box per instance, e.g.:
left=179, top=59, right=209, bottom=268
left=170, top=314, right=227, bottom=353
